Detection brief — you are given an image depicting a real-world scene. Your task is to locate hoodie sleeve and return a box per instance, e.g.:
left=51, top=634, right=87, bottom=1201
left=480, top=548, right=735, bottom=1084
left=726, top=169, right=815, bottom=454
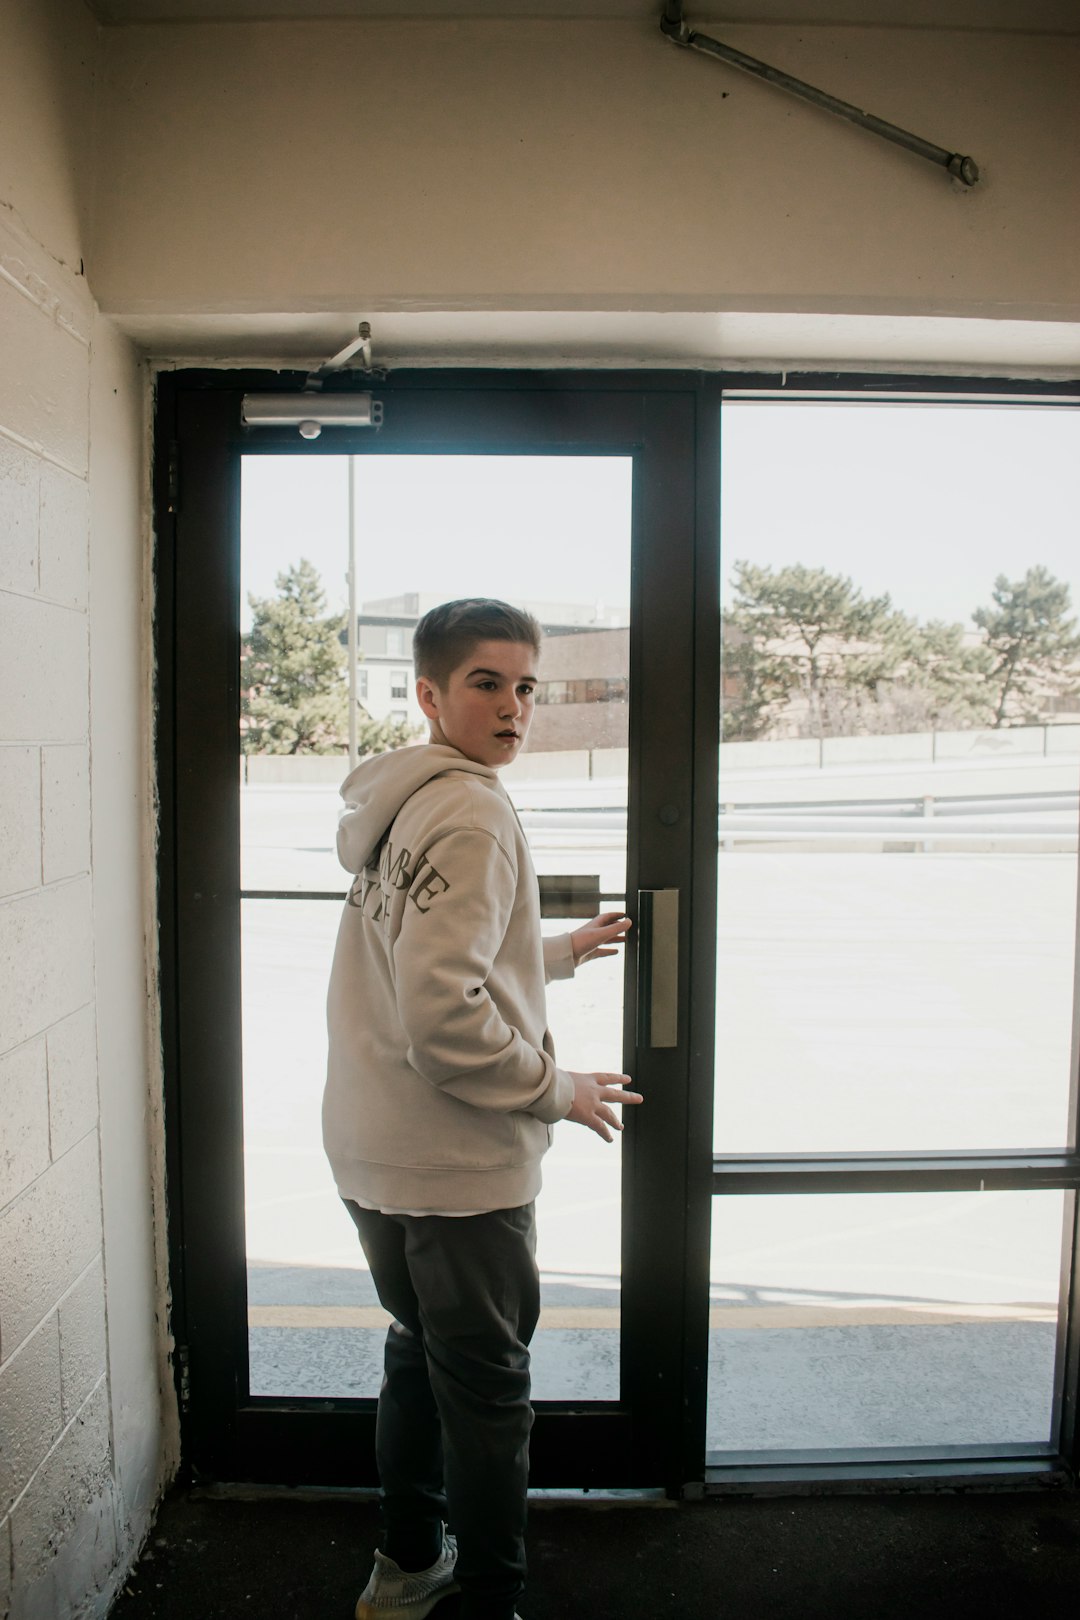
left=543, top=933, right=576, bottom=984
left=392, top=827, right=573, bottom=1122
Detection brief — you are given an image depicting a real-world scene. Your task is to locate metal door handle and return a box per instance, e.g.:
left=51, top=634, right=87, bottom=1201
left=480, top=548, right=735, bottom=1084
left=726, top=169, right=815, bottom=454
left=637, top=888, right=679, bottom=1049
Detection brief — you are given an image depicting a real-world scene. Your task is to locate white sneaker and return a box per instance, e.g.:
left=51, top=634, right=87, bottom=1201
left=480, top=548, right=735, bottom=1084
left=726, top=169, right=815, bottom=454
left=355, top=1531, right=459, bottom=1620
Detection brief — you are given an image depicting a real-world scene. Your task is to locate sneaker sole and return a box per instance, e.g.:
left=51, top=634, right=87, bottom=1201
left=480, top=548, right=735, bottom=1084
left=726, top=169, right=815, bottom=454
left=354, top=1577, right=460, bottom=1620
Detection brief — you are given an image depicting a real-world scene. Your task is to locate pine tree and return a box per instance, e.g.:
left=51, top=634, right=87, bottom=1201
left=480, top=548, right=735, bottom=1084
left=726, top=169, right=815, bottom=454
left=881, top=618, right=991, bottom=734
left=723, top=561, right=914, bottom=740
left=720, top=613, right=792, bottom=741
left=972, top=566, right=1080, bottom=727
left=242, top=559, right=348, bottom=754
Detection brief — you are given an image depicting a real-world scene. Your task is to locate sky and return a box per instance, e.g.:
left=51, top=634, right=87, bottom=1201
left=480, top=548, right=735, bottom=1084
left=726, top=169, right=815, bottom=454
left=719, top=402, right=1080, bottom=628
left=240, top=402, right=1080, bottom=634
left=240, top=454, right=634, bottom=630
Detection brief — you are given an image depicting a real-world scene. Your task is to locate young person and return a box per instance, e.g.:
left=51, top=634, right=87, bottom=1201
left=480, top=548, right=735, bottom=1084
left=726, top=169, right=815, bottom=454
left=323, top=598, right=641, bottom=1620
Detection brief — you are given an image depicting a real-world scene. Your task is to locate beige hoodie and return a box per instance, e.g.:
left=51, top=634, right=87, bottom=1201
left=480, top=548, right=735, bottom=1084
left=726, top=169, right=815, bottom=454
left=323, top=743, right=576, bottom=1213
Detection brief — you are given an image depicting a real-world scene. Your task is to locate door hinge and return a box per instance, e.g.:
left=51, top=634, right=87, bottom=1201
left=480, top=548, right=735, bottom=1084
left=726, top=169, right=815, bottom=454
left=167, top=440, right=181, bottom=512
left=177, top=1342, right=192, bottom=1412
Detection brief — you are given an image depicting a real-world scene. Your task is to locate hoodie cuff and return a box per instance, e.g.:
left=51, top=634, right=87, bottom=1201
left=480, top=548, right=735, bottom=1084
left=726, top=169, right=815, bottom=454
left=543, top=932, right=576, bottom=983
left=528, top=1064, right=575, bottom=1124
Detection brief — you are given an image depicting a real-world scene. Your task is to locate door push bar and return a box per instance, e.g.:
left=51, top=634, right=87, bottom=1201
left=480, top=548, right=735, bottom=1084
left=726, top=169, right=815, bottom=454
left=660, top=2, right=979, bottom=187
left=637, top=888, right=680, bottom=1049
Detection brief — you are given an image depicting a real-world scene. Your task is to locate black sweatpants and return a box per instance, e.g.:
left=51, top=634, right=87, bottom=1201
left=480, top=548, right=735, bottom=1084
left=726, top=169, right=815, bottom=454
left=344, top=1199, right=540, bottom=1620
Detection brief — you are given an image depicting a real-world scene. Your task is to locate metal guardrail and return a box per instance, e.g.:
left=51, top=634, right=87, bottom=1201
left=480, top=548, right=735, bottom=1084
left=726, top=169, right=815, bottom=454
left=240, top=792, right=1080, bottom=899
left=718, top=789, right=1079, bottom=851
left=724, top=792, right=1080, bottom=818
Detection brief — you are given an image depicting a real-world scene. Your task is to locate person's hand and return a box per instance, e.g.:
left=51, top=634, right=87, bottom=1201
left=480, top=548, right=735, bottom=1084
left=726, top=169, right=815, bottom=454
left=565, top=1071, right=643, bottom=1142
left=570, top=912, right=632, bottom=966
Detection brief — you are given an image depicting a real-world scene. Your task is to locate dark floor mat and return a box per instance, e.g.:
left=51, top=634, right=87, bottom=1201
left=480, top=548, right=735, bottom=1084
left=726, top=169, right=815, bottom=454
left=108, top=1485, right=1080, bottom=1620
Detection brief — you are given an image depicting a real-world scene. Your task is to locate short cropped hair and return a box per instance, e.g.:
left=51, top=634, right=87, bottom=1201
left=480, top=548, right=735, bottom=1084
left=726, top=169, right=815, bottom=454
left=413, top=599, right=543, bottom=689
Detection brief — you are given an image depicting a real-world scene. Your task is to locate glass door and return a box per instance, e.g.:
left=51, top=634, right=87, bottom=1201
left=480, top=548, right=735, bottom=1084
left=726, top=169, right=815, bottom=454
left=157, top=372, right=710, bottom=1490
left=710, top=387, right=1080, bottom=1481
left=239, top=453, right=633, bottom=1408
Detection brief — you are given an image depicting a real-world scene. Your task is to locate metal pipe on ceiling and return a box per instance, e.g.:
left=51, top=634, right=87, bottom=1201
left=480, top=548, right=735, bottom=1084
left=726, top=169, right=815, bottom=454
left=659, top=2, right=979, bottom=186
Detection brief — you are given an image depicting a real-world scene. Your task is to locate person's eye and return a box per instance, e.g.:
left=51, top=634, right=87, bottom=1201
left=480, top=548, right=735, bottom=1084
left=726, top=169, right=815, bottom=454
left=519, top=686, right=535, bottom=698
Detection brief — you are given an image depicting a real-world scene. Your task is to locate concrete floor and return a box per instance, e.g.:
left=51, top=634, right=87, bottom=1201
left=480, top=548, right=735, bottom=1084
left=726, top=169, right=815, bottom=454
left=108, top=1484, right=1080, bottom=1620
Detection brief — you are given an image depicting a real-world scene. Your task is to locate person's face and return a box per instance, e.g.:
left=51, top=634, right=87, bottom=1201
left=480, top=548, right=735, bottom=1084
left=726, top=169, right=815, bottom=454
left=416, top=639, right=538, bottom=768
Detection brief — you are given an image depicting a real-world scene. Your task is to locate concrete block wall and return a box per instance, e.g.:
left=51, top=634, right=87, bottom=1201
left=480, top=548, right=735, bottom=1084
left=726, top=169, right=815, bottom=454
left=0, top=205, right=115, bottom=1619
left=0, top=182, right=166, bottom=1614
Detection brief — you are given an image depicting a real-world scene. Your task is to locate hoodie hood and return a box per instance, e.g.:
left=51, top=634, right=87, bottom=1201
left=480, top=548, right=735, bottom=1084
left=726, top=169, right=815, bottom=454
left=336, top=743, right=500, bottom=874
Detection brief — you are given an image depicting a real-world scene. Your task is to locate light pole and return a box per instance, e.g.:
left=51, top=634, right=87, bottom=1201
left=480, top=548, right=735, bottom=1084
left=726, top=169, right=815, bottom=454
left=347, top=455, right=358, bottom=772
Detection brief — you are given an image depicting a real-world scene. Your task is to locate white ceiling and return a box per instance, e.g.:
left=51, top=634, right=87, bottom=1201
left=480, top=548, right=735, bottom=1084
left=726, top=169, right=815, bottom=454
left=83, top=2, right=1080, bottom=34
left=126, top=310, right=1080, bottom=375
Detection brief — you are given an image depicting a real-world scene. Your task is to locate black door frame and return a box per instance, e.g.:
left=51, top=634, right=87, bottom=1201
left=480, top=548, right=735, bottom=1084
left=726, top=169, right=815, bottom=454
left=155, top=364, right=1080, bottom=1495
left=154, top=367, right=719, bottom=1492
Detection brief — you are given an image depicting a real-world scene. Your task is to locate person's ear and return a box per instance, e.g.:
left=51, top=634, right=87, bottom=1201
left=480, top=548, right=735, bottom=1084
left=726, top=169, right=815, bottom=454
left=416, top=674, right=441, bottom=722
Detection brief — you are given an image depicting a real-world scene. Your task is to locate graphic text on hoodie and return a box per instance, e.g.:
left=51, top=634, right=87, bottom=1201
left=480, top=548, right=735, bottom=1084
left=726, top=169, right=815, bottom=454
left=346, top=836, right=452, bottom=921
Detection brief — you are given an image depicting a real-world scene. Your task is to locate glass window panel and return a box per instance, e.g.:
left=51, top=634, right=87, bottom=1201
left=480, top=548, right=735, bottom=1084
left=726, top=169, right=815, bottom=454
left=708, top=1191, right=1065, bottom=1454
left=242, top=898, right=384, bottom=1398
left=716, top=402, right=1080, bottom=1154
left=240, top=454, right=631, bottom=1401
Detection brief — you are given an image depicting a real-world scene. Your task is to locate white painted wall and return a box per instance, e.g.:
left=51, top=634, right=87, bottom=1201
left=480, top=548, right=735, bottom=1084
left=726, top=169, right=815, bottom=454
left=0, top=4, right=173, bottom=1618
left=91, top=18, right=1080, bottom=330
